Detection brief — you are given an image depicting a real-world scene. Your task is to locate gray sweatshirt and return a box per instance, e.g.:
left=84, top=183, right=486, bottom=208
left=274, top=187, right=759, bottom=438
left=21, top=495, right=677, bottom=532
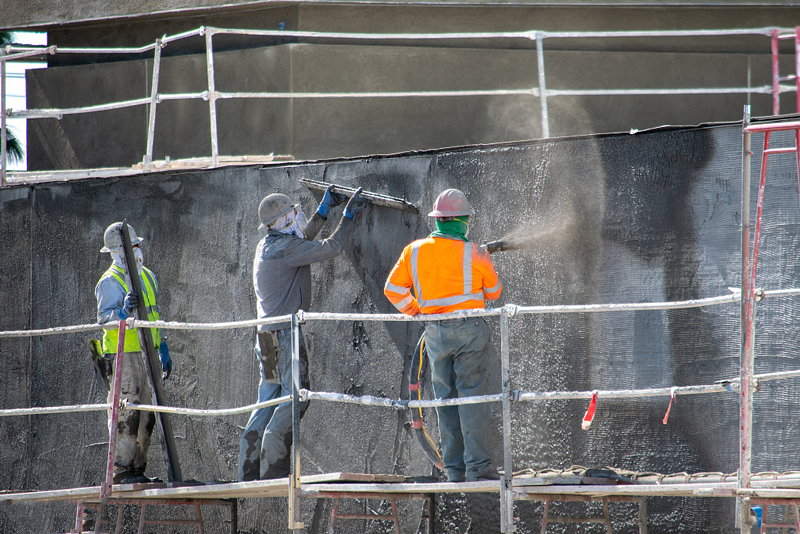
left=254, top=213, right=355, bottom=331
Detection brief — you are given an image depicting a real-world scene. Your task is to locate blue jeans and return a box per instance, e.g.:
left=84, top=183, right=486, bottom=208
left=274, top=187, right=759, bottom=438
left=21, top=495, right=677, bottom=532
left=425, top=317, right=495, bottom=482
left=238, top=328, right=309, bottom=481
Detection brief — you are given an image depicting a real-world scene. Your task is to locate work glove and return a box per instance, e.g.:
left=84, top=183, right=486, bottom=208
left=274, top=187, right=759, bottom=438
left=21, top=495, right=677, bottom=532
left=344, top=187, right=371, bottom=220
left=159, top=341, right=172, bottom=380
left=316, top=184, right=347, bottom=219
left=124, top=292, right=139, bottom=310
left=118, top=292, right=139, bottom=320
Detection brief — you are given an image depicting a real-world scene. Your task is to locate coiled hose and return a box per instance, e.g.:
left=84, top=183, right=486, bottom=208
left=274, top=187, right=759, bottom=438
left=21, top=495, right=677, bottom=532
left=408, top=333, right=445, bottom=471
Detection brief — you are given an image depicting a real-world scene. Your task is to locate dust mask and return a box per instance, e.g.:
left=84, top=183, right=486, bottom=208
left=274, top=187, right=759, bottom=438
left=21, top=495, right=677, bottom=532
left=272, top=209, right=308, bottom=239
left=133, top=248, right=144, bottom=274
left=109, top=248, right=144, bottom=274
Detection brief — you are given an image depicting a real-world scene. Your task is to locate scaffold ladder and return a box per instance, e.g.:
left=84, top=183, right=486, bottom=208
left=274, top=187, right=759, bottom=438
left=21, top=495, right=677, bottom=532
left=75, top=498, right=236, bottom=534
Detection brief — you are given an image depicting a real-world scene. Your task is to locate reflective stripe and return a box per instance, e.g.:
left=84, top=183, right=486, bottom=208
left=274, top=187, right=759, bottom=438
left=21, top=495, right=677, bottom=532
left=422, top=292, right=484, bottom=308
left=395, top=294, right=415, bottom=310
left=101, top=264, right=161, bottom=354
left=484, top=281, right=502, bottom=294
left=384, top=279, right=411, bottom=297
left=410, top=239, right=483, bottom=310
left=462, top=242, right=472, bottom=295
left=410, top=242, right=423, bottom=303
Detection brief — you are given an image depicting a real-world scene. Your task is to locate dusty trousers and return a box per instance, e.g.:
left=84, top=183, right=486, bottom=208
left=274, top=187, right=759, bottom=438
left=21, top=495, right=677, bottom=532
left=107, top=351, right=155, bottom=479
left=238, top=328, right=309, bottom=481
left=425, top=317, right=495, bottom=482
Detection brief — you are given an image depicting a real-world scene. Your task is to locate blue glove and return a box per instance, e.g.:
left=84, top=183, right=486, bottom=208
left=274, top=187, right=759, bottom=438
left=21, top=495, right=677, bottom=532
left=118, top=307, right=130, bottom=320
left=316, top=185, right=347, bottom=219
left=124, top=292, right=139, bottom=310
left=159, top=341, right=172, bottom=380
left=344, top=187, right=371, bottom=220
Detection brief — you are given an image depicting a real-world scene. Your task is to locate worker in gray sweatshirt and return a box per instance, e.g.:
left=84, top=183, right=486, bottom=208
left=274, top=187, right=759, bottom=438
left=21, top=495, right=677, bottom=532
left=238, top=186, right=370, bottom=481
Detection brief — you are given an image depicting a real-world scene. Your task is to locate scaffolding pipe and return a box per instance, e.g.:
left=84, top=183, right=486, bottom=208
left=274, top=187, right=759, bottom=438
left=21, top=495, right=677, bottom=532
left=535, top=32, right=549, bottom=139
left=796, top=28, right=800, bottom=112
left=0, top=292, right=749, bottom=338
left=102, top=321, right=127, bottom=499
left=217, top=89, right=539, bottom=99
left=500, top=308, right=515, bottom=533
left=144, top=38, right=163, bottom=166
left=204, top=29, right=219, bottom=168
left=739, top=105, right=754, bottom=533
left=2, top=47, right=6, bottom=186
left=773, top=29, right=781, bottom=115
left=9, top=97, right=151, bottom=119
left=289, top=313, right=303, bottom=530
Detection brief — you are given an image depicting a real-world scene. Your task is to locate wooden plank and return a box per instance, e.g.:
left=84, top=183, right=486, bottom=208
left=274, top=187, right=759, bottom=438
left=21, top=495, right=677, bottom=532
left=302, top=472, right=406, bottom=484
left=513, top=476, right=583, bottom=487
left=515, top=483, right=737, bottom=499
left=302, top=480, right=501, bottom=495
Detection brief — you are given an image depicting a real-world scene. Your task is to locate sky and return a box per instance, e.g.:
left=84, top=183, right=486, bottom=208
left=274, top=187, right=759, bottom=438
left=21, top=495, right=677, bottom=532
left=6, top=31, right=47, bottom=171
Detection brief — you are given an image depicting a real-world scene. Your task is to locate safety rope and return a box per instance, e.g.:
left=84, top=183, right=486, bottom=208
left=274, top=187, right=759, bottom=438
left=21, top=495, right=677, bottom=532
left=0, top=288, right=767, bottom=338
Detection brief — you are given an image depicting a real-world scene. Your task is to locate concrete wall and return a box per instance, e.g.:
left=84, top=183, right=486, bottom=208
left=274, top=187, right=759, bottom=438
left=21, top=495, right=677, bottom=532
left=3, top=122, right=800, bottom=533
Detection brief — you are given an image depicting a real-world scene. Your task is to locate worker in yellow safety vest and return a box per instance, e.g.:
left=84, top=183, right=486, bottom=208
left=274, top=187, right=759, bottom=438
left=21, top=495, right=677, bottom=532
left=94, top=222, right=171, bottom=485
left=384, top=188, right=503, bottom=482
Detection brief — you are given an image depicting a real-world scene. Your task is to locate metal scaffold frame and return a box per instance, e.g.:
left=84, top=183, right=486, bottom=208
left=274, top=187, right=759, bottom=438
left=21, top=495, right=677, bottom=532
left=2, top=25, right=800, bottom=186
left=5, top=287, right=800, bottom=533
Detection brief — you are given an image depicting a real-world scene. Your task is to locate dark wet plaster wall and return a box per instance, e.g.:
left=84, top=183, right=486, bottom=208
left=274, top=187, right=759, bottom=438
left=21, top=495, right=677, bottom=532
left=2, top=122, right=800, bottom=533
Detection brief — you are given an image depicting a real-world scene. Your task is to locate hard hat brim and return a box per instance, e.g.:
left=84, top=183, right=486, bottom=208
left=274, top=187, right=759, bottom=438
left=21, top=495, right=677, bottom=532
left=427, top=209, right=474, bottom=217
left=100, top=235, right=143, bottom=253
left=259, top=203, right=298, bottom=229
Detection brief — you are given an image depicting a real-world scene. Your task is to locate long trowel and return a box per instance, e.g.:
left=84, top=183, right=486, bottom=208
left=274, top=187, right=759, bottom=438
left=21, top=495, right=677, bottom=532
left=299, top=178, right=419, bottom=214
left=119, top=220, right=182, bottom=482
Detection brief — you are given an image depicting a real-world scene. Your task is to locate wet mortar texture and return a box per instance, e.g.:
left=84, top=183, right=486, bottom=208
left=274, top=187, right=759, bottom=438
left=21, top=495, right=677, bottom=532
left=2, top=122, right=800, bottom=533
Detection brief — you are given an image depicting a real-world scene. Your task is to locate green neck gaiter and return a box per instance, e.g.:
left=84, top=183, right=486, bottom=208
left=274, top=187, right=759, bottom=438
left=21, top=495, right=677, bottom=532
left=429, top=217, right=469, bottom=241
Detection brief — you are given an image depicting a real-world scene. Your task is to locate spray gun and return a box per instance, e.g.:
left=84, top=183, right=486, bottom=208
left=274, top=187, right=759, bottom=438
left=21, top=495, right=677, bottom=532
left=482, top=240, right=522, bottom=254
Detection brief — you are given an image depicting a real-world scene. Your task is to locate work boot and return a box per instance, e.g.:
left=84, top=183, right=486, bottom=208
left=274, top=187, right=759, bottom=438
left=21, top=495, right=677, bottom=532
left=81, top=508, right=97, bottom=533
left=113, top=473, right=150, bottom=484
left=260, top=465, right=290, bottom=480
left=466, top=469, right=503, bottom=482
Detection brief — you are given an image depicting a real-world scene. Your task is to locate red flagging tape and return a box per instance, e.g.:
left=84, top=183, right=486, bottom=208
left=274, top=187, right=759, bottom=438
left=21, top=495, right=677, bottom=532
left=582, top=391, right=598, bottom=430
left=663, top=387, right=677, bottom=424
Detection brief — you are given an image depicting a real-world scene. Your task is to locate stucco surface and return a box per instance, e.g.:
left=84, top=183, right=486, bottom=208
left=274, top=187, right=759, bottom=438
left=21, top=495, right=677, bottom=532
left=2, top=122, right=800, bottom=533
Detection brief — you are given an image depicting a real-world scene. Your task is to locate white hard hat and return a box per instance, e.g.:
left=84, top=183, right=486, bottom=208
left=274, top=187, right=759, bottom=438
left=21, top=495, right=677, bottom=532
left=427, top=189, right=474, bottom=218
left=258, top=193, right=297, bottom=229
left=100, top=222, right=143, bottom=253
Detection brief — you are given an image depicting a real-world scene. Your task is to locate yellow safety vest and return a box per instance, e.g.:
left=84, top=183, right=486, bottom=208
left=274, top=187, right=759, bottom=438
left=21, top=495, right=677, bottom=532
left=100, top=265, right=161, bottom=354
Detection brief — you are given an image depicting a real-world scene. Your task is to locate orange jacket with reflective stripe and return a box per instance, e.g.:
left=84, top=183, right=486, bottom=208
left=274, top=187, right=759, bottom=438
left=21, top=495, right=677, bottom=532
left=384, top=236, right=502, bottom=315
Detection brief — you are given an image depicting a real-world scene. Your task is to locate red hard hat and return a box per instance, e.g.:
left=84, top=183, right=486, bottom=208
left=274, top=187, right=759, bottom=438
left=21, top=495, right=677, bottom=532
left=427, top=188, right=474, bottom=217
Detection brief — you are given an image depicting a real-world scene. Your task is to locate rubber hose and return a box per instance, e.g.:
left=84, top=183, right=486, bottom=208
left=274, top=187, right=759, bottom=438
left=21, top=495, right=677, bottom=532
left=408, top=333, right=445, bottom=471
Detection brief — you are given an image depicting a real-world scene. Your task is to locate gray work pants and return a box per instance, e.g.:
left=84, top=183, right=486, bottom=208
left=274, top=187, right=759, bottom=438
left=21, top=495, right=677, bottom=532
left=107, top=351, right=155, bottom=478
left=238, top=328, right=309, bottom=481
left=425, top=317, right=495, bottom=482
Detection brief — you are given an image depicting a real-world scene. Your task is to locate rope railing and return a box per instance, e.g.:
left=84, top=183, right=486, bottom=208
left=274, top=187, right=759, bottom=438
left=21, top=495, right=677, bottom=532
left=20, top=286, right=800, bottom=340
left=9, top=366, right=800, bottom=419
left=2, top=288, right=799, bottom=419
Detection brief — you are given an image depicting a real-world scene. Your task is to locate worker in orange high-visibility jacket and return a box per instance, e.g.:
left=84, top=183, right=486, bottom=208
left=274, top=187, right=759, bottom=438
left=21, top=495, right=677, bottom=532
left=384, top=188, right=502, bottom=482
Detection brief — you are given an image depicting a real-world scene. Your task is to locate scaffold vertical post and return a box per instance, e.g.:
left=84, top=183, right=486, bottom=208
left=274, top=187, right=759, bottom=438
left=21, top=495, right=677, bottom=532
left=102, top=320, right=127, bottom=499
left=795, top=27, right=800, bottom=113
left=1, top=47, right=7, bottom=186
left=204, top=28, right=220, bottom=167
left=535, top=32, right=550, bottom=139
left=739, top=105, right=754, bottom=532
left=144, top=37, right=163, bottom=166
left=288, top=312, right=304, bottom=530
left=772, top=29, right=780, bottom=116
left=500, top=307, right=516, bottom=533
